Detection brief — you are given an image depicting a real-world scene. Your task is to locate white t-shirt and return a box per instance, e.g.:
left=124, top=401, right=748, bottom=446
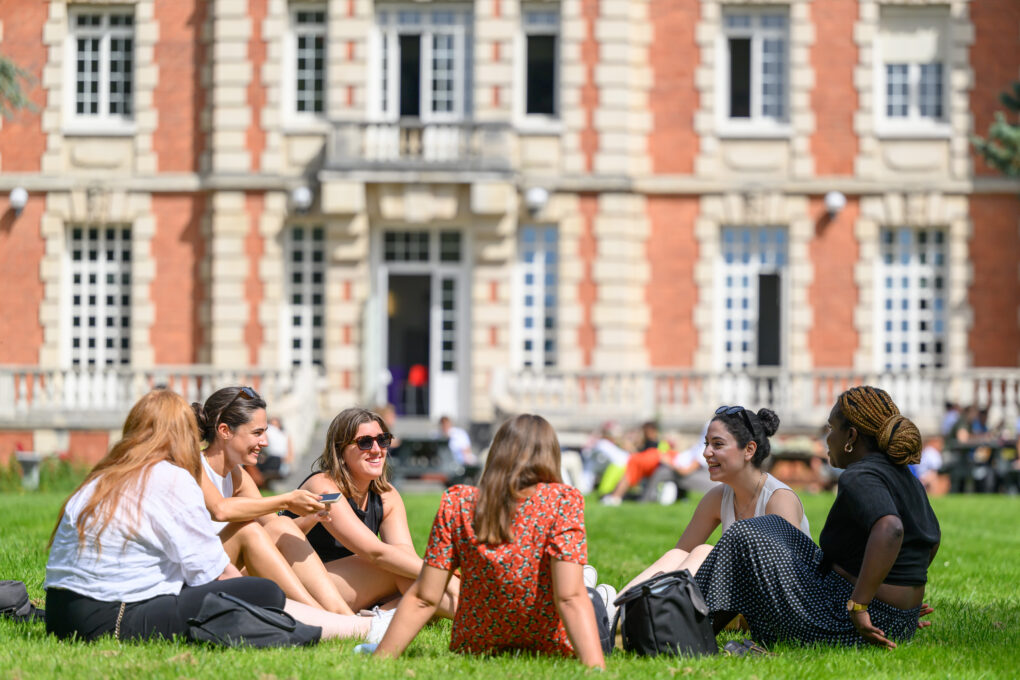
left=263, top=424, right=289, bottom=460
left=719, top=473, right=811, bottom=536
left=446, top=426, right=473, bottom=465
left=591, top=438, right=630, bottom=467
left=45, top=461, right=229, bottom=602
left=201, top=456, right=235, bottom=534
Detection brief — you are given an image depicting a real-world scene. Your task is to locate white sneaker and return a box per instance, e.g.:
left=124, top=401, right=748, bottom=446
left=600, top=495, right=622, bottom=507
left=657, top=481, right=679, bottom=505
left=583, top=564, right=599, bottom=590
left=365, top=606, right=396, bottom=644
left=596, top=583, right=618, bottom=624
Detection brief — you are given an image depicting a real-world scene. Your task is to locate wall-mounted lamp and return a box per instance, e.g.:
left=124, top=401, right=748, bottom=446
left=824, top=190, right=846, bottom=218
left=291, top=185, right=313, bottom=213
left=524, top=186, right=550, bottom=216
left=9, top=187, right=28, bottom=216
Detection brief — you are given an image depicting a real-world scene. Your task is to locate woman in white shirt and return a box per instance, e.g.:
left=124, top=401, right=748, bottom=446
left=192, top=387, right=354, bottom=615
left=45, top=389, right=392, bottom=643
left=620, top=406, right=810, bottom=593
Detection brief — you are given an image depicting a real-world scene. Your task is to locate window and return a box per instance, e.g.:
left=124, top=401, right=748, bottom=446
left=716, top=227, right=788, bottom=370
left=516, top=226, right=558, bottom=369
left=374, top=7, right=472, bottom=120
left=876, top=227, right=947, bottom=371
left=67, top=8, right=134, bottom=128
left=719, top=9, right=788, bottom=130
left=289, top=5, right=326, bottom=117
left=284, top=225, right=326, bottom=367
left=877, top=8, right=949, bottom=133
left=67, top=226, right=132, bottom=367
left=523, top=8, right=559, bottom=117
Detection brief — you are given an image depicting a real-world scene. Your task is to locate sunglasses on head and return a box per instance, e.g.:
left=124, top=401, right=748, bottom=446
left=715, top=405, right=757, bottom=436
left=349, top=433, right=393, bottom=451
left=215, top=386, right=257, bottom=428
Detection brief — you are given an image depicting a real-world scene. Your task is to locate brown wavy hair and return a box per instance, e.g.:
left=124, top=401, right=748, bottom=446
left=837, top=386, right=922, bottom=465
left=473, top=414, right=562, bottom=544
left=49, top=389, right=203, bottom=554
left=313, top=407, right=393, bottom=497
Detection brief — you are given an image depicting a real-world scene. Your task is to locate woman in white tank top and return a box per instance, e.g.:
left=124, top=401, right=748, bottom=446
left=621, top=406, right=809, bottom=593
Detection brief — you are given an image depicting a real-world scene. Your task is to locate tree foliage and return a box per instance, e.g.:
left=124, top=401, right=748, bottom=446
left=972, top=81, right=1020, bottom=177
left=0, top=53, right=34, bottom=119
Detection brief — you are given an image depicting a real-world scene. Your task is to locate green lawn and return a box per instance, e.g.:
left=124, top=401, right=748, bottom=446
left=1, top=489, right=1017, bottom=679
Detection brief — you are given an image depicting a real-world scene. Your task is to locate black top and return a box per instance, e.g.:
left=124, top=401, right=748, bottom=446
left=819, top=453, right=941, bottom=586
left=282, top=473, right=384, bottom=562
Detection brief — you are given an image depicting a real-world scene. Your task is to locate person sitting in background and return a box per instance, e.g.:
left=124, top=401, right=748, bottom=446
left=256, top=416, right=294, bottom=487
left=439, top=415, right=475, bottom=466
left=372, top=414, right=606, bottom=668
left=588, top=422, right=632, bottom=497
left=915, top=437, right=947, bottom=496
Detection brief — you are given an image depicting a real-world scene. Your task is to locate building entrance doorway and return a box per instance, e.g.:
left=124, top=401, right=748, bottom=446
left=387, top=274, right=430, bottom=416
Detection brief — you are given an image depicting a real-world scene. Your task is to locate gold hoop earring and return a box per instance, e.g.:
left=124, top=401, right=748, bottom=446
left=844, top=441, right=853, bottom=454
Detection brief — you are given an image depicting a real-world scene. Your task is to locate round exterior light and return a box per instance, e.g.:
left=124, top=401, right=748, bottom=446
left=291, top=185, right=313, bottom=213
left=9, top=187, right=28, bottom=216
left=824, top=190, right=847, bottom=217
left=524, top=186, right=550, bottom=214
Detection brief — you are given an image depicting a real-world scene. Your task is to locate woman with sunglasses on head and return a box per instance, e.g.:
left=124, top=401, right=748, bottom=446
left=620, top=405, right=809, bottom=593
left=282, top=408, right=460, bottom=617
left=693, top=387, right=939, bottom=648
left=193, top=386, right=356, bottom=615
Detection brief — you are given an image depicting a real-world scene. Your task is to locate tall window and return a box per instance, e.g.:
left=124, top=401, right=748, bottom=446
left=716, top=227, right=788, bottom=370
left=516, top=226, right=558, bottom=369
left=67, top=226, right=132, bottom=367
left=523, top=8, right=559, bottom=117
left=878, top=8, right=948, bottom=132
left=876, top=227, right=947, bottom=371
left=284, top=225, right=326, bottom=367
left=290, top=5, right=326, bottom=116
left=67, top=8, right=134, bottom=127
left=375, top=7, right=472, bottom=120
left=720, top=8, right=788, bottom=128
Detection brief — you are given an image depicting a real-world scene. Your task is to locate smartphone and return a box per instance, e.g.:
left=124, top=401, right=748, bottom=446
left=319, top=492, right=343, bottom=505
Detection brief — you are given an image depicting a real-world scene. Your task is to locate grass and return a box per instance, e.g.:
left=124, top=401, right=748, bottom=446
left=1, top=488, right=1018, bottom=679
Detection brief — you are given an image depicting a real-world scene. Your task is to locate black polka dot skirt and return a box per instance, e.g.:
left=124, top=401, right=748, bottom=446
left=693, top=514, right=922, bottom=646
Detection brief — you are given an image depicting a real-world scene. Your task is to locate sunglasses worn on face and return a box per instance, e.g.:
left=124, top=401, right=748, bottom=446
left=715, top=405, right=757, bottom=436
left=349, top=433, right=393, bottom=451
left=215, top=386, right=257, bottom=428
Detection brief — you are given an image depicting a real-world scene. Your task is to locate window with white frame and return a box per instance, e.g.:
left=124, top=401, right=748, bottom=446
left=876, top=227, right=947, bottom=371
left=67, top=8, right=134, bottom=128
left=373, top=7, right=472, bottom=120
left=516, top=226, right=558, bottom=369
left=289, top=5, right=326, bottom=117
left=284, top=225, right=326, bottom=367
left=67, top=226, right=132, bottom=367
left=877, top=7, right=949, bottom=133
left=522, top=7, right=559, bottom=117
left=716, top=226, right=788, bottom=370
left=719, top=8, right=789, bottom=130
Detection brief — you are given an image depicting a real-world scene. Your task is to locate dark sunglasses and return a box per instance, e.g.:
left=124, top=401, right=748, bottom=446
left=215, top=386, right=257, bottom=428
left=349, top=433, right=393, bottom=451
left=715, top=405, right=757, bottom=436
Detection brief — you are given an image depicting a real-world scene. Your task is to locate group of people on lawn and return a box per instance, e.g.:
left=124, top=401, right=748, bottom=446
left=43, top=384, right=940, bottom=668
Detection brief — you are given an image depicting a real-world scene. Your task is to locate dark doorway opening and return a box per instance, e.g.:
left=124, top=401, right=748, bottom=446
left=388, top=274, right=430, bottom=415
left=399, top=35, right=422, bottom=118
left=757, top=273, right=781, bottom=366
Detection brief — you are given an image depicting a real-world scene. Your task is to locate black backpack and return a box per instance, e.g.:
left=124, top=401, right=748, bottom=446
left=187, top=592, right=321, bottom=648
left=0, top=580, right=44, bottom=623
left=611, top=569, right=717, bottom=657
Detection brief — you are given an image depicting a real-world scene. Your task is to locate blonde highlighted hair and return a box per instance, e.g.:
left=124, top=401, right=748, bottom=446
left=49, top=389, right=204, bottom=553
left=313, top=407, right=393, bottom=498
left=837, top=386, right=922, bottom=465
left=473, top=414, right=561, bottom=544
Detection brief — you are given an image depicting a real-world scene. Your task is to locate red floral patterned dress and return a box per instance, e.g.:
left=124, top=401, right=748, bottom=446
left=424, top=483, right=588, bottom=657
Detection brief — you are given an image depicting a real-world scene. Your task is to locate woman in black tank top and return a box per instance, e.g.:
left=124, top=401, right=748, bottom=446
left=287, top=408, right=460, bottom=616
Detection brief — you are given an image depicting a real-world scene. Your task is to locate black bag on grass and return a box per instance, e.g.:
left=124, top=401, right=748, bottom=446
left=611, top=569, right=717, bottom=657
left=187, top=592, right=321, bottom=648
left=0, top=580, right=44, bottom=623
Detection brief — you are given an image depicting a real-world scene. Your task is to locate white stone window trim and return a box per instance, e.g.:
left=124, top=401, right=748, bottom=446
left=872, top=6, right=952, bottom=140
left=715, top=6, right=792, bottom=138
left=63, top=6, right=137, bottom=136
left=282, top=2, right=329, bottom=131
left=281, top=223, right=327, bottom=369
left=370, top=5, right=472, bottom=123
left=513, top=5, right=562, bottom=133
left=511, top=224, right=559, bottom=372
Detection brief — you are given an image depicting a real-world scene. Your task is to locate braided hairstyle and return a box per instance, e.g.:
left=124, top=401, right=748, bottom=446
left=711, top=407, right=781, bottom=468
left=191, top=386, right=267, bottom=443
left=837, top=386, right=922, bottom=465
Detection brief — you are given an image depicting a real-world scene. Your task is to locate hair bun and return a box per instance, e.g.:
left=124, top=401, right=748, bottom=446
left=756, top=408, right=780, bottom=437
left=191, top=402, right=212, bottom=440
left=877, top=413, right=921, bottom=465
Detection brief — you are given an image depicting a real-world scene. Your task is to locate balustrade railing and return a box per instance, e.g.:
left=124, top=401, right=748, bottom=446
left=491, top=368, right=1020, bottom=434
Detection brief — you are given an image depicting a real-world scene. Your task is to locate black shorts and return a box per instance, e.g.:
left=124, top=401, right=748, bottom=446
left=46, top=577, right=285, bottom=642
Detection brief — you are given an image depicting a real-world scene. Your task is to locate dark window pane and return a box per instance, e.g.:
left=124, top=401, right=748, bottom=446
left=526, top=35, right=556, bottom=115
left=729, top=38, right=751, bottom=118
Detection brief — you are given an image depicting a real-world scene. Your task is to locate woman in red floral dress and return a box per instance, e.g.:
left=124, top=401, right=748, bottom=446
left=374, top=413, right=605, bottom=668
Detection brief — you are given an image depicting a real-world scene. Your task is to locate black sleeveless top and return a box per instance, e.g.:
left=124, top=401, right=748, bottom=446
left=282, top=473, right=384, bottom=562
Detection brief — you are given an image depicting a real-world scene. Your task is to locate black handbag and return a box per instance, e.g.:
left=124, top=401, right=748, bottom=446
left=0, top=580, right=44, bottom=623
left=187, top=592, right=321, bottom=648
left=611, top=569, right=718, bottom=657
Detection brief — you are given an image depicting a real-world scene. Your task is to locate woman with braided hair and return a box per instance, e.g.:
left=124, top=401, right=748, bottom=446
left=693, top=386, right=940, bottom=649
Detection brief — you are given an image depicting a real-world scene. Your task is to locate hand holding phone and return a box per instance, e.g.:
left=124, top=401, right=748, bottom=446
left=319, top=492, right=343, bottom=505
